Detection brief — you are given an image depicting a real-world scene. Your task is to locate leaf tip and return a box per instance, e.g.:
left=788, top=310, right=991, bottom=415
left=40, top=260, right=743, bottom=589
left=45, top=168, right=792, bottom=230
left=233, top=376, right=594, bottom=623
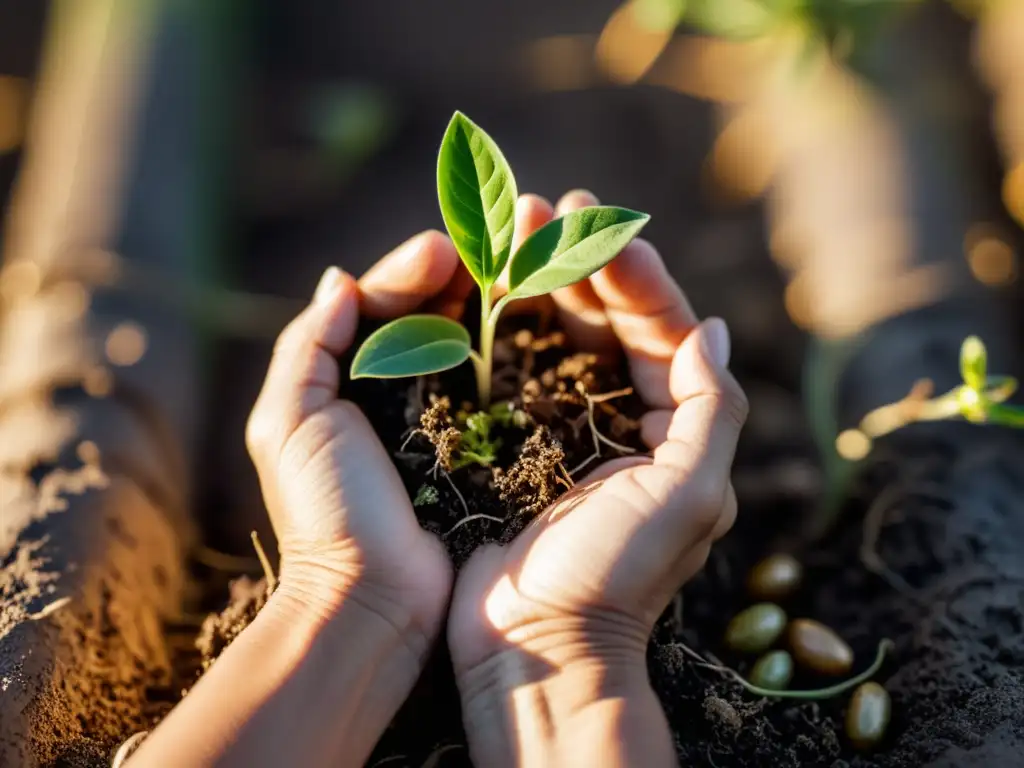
left=349, top=357, right=369, bottom=380
left=628, top=208, right=652, bottom=225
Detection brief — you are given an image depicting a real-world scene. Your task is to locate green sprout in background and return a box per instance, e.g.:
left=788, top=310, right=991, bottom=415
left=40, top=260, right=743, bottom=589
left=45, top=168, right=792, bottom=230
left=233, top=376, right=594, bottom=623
left=628, top=0, right=922, bottom=73
left=836, top=336, right=1024, bottom=461
left=350, top=111, right=650, bottom=406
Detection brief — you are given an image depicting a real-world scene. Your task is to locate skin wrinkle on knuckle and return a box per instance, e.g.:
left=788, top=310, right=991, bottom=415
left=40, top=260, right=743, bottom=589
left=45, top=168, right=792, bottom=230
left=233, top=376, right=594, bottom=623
left=606, top=306, right=685, bottom=358
left=276, top=401, right=369, bottom=492
left=669, top=388, right=746, bottom=438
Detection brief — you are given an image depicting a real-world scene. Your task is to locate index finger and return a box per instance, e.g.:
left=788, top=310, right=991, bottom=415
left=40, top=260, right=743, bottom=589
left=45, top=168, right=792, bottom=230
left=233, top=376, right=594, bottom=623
left=358, top=230, right=463, bottom=318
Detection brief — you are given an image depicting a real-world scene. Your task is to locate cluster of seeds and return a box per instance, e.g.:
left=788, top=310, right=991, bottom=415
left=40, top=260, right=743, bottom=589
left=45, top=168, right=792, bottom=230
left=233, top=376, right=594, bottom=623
left=724, top=553, right=892, bottom=751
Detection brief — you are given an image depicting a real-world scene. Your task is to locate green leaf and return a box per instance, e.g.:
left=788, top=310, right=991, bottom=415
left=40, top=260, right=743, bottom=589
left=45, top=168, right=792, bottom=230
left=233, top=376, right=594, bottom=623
left=437, top=111, right=517, bottom=288
left=633, top=0, right=687, bottom=32
left=683, top=0, right=785, bottom=39
left=505, top=206, right=651, bottom=300
left=960, top=336, right=987, bottom=391
left=350, top=315, right=471, bottom=379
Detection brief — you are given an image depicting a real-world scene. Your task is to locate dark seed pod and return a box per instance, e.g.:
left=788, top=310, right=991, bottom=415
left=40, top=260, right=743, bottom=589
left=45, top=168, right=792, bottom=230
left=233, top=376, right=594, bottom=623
left=746, top=553, right=803, bottom=601
left=724, top=603, right=788, bottom=653
left=748, top=650, right=794, bottom=690
left=846, top=682, right=891, bottom=750
left=789, top=619, right=854, bottom=675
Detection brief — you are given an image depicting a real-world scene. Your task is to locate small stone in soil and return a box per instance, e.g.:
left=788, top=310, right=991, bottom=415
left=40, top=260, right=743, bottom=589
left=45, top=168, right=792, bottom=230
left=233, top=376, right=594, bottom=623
left=746, top=553, right=804, bottom=601
left=788, top=619, right=854, bottom=676
left=724, top=603, right=788, bottom=653
left=703, top=695, right=743, bottom=732
left=749, top=649, right=795, bottom=690
left=846, top=681, right=891, bottom=751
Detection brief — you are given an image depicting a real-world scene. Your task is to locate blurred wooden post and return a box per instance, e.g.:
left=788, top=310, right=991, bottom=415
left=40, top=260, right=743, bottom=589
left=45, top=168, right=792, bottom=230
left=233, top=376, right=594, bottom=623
left=0, top=0, right=234, bottom=763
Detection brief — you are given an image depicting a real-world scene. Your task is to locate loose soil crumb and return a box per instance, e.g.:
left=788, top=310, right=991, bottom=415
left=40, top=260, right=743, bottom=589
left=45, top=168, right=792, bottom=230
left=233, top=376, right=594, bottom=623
left=195, top=576, right=270, bottom=673
left=493, top=426, right=565, bottom=516
left=415, top=396, right=462, bottom=474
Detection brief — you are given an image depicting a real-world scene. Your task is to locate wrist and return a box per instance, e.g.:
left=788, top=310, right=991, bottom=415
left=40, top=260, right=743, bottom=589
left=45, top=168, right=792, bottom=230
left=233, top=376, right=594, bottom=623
left=138, top=572, right=429, bottom=767
left=455, top=627, right=675, bottom=768
left=277, top=553, right=440, bottom=668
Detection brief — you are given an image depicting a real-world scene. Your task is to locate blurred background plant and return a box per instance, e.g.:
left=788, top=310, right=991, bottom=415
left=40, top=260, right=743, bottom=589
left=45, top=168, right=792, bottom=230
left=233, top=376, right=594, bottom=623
left=592, top=0, right=1022, bottom=510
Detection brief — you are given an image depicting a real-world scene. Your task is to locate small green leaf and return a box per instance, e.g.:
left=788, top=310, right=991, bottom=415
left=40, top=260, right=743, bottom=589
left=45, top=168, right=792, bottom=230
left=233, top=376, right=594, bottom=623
left=413, top=484, right=440, bottom=507
left=437, top=111, right=517, bottom=288
left=684, top=0, right=784, bottom=39
left=505, top=206, right=651, bottom=300
left=633, top=0, right=687, bottom=31
left=350, top=315, right=471, bottom=379
left=960, top=336, right=987, bottom=391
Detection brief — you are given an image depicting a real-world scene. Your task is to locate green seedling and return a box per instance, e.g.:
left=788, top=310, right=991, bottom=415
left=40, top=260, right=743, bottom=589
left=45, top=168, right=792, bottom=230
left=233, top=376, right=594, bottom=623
left=413, top=484, right=440, bottom=507
left=837, top=336, right=1024, bottom=460
left=350, top=111, right=650, bottom=406
left=627, top=0, right=922, bottom=72
left=452, top=410, right=502, bottom=469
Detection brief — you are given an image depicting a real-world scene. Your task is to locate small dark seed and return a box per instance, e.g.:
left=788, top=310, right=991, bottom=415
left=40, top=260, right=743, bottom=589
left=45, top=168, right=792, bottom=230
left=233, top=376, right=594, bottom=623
left=724, top=603, right=788, bottom=653
left=846, top=682, right=891, bottom=750
left=748, top=650, right=794, bottom=690
left=746, top=553, right=803, bottom=601
left=789, top=619, right=854, bottom=675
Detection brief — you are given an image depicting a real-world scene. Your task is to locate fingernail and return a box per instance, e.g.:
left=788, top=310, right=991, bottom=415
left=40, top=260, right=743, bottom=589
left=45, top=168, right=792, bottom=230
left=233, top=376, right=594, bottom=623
left=702, top=317, right=731, bottom=369
left=314, top=266, right=343, bottom=306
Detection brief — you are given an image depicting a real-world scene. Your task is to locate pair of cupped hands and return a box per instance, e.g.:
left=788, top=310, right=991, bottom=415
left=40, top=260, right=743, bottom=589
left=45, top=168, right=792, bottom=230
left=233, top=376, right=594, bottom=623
left=134, top=191, right=747, bottom=768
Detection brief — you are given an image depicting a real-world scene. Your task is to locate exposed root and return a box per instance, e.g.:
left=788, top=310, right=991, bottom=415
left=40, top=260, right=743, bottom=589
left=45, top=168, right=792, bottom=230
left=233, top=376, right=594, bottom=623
left=193, top=544, right=262, bottom=573
left=668, top=638, right=894, bottom=700
left=369, top=755, right=408, bottom=768
left=588, top=387, right=636, bottom=404
left=557, top=462, right=574, bottom=489
left=584, top=388, right=638, bottom=456
left=421, top=744, right=464, bottom=768
left=444, top=513, right=506, bottom=536
left=442, top=471, right=470, bottom=517
left=251, top=531, right=277, bottom=596
left=567, top=451, right=600, bottom=477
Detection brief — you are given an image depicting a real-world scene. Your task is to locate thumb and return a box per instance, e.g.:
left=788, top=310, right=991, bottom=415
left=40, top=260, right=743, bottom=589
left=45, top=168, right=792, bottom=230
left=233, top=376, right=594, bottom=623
left=636, top=318, right=747, bottom=543
left=246, top=267, right=359, bottom=468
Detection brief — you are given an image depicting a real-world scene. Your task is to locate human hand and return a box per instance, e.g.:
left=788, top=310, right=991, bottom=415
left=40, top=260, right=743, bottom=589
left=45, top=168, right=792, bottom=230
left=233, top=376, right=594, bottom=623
left=244, top=231, right=470, bottom=667
left=134, top=233, right=474, bottom=768
left=449, top=190, right=748, bottom=767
